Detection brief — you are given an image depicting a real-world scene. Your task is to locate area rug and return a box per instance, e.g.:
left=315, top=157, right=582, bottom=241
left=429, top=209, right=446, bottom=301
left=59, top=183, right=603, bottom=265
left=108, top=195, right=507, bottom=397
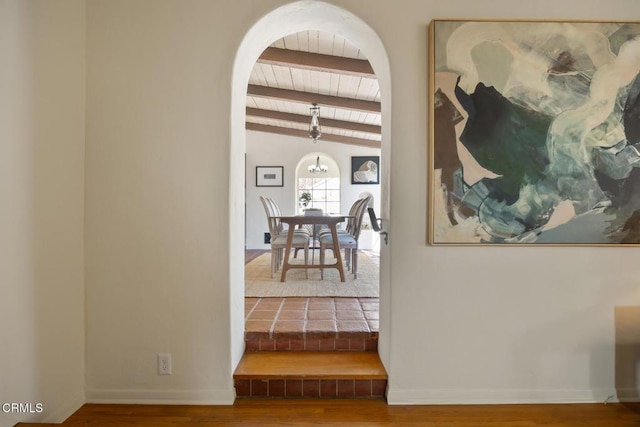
left=245, top=251, right=379, bottom=297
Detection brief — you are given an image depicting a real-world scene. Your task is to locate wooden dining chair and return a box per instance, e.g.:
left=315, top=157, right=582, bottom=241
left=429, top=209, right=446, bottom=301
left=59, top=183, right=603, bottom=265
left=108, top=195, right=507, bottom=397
left=318, top=195, right=371, bottom=279
left=259, top=196, right=310, bottom=278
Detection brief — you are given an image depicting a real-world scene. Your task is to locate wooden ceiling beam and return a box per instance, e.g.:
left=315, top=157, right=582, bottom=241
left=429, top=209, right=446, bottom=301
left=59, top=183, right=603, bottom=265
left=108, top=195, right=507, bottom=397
left=246, top=122, right=381, bottom=149
left=246, top=107, right=381, bottom=135
left=257, top=47, right=376, bottom=78
left=247, top=84, right=381, bottom=113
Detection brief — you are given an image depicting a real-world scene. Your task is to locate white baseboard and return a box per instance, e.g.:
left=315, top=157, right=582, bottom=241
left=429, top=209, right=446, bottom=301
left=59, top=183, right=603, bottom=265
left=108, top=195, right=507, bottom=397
left=85, top=388, right=236, bottom=405
left=386, top=387, right=620, bottom=405
left=42, top=389, right=85, bottom=424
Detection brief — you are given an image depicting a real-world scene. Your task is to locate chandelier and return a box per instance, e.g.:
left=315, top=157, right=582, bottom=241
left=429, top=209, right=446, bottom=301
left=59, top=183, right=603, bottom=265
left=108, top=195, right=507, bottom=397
left=308, top=103, right=321, bottom=143
left=308, top=156, right=328, bottom=174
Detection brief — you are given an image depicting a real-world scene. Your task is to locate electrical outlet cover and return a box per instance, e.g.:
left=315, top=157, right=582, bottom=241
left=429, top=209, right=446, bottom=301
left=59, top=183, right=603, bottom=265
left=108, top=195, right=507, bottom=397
left=158, top=353, right=172, bottom=375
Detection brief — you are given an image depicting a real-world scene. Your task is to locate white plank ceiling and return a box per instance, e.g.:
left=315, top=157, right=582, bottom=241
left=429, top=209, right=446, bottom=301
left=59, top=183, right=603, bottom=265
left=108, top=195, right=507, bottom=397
left=246, top=31, right=381, bottom=148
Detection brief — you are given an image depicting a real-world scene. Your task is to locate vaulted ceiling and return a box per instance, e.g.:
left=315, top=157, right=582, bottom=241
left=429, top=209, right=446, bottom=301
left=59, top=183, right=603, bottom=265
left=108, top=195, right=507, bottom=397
left=246, top=31, right=381, bottom=149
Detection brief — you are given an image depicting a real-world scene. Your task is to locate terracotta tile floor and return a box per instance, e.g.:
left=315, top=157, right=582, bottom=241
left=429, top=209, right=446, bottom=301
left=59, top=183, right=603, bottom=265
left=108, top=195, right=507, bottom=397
left=245, top=297, right=379, bottom=336
left=244, top=250, right=380, bottom=339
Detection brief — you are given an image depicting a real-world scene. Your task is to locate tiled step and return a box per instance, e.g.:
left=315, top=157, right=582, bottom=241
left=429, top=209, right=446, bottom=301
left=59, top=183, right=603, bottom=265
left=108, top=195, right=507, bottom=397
left=245, top=297, right=379, bottom=352
left=234, top=351, right=387, bottom=398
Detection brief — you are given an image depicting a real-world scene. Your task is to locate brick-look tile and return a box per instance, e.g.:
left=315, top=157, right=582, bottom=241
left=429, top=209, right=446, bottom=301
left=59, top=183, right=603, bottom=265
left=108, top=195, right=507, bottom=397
left=245, top=339, right=260, bottom=352
left=371, top=380, right=387, bottom=396
left=234, top=379, right=251, bottom=396
left=336, top=310, right=366, bottom=320
left=256, top=298, right=284, bottom=309
left=349, top=338, right=366, bottom=351
left=259, top=339, right=275, bottom=351
left=308, top=302, right=334, bottom=311
left=285, top=379, right=303, bottom=397
left=305, top=320, right=337, bottom=333
left=269, top=380, right=285, bottom=397
left=248, top=310, right=278, bottom=320
left=337, top=379, right=354, bottom=397
left=275, top=339, right=291, bottom=351
left=278, top=310, right=306, bottom=320
left=335, top=338, right=350, bottom=351
left=244, top=321, right=273, bottom=335
left=354, top=380, right=372, bottom=397
left=334, top=302, right=361, bottom=311
left=290, top=339, right=305, bottom=351
left=336, top=320, right=369, bottom=334
left=320, top=379, right=337, bottom=397
left=307, top=310, right=336, bottom=320
left=364, top=338, right=378, bottom=351
left=281, top=298, right=308, bottom=309
left=251, top=379, right=268, bottom=396
left=360, top=302, right=379, bottom=311
left=302, top=380, right=320, bottom=397
left=304, top=338, right=320, bottom=351
left=273, top=320, right=305, bottom=336
left=319, top=338, right=336, bottom=351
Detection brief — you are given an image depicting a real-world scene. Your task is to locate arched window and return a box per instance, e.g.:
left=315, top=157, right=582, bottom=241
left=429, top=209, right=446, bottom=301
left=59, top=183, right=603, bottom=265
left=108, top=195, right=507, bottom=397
left=296, top=153, right=340, bottom=215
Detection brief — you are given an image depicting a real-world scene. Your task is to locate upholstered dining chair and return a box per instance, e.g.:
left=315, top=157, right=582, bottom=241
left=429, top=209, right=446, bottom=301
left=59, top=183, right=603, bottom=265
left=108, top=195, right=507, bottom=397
left=318, top=195, right=371, bottom=279
left=259, top=196, right=310, bottom=278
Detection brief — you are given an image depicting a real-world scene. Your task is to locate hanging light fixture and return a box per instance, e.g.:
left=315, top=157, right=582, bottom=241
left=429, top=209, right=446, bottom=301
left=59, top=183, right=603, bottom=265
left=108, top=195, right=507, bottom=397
left=308, top=103, right=321, bottom=143
left=308, top=156, right=328, bottom=174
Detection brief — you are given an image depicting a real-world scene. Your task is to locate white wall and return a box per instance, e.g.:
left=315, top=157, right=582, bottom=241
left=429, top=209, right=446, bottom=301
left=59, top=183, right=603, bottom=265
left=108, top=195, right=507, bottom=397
left=83, top=0, right=640, bottom=409
left=246, top=130, right=381, bottom=249
left=0, top=1, right=86, bottom=424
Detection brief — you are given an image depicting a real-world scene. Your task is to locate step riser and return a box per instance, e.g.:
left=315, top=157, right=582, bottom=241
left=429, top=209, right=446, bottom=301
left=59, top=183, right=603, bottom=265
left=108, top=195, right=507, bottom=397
left=246, top=336, right=378, bottom=352
left=235, top=379, right=386, bottom=398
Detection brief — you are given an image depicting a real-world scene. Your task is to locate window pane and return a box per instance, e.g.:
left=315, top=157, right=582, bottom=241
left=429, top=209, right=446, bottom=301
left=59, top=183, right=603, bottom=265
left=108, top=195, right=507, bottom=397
left=326, top=190, right=340, bottom=202
left=299, top=178, right=312, bottom=190
left=326, top=177, right=340, bottom=189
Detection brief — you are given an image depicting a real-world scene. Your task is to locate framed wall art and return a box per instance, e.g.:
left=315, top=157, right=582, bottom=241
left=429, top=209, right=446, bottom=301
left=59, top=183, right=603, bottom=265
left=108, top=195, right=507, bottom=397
left=256, top=166, right=283, bottom=187
left=352, top=156, right=380, bottom=184
left=429, top=19, right=640, bottom=245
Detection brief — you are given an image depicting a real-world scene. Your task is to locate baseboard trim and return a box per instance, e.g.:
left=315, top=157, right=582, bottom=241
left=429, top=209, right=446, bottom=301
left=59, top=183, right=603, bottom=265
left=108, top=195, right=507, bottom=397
left=42, top=389, right=85, bottom=424
left=85, top=388, right=236, bottom=405
left=386, top=387, right=620, bottom=405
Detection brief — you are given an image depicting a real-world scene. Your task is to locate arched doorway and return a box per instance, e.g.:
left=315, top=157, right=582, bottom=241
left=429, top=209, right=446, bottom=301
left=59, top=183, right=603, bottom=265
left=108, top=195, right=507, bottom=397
left=230, top=0, right=391, bottom=370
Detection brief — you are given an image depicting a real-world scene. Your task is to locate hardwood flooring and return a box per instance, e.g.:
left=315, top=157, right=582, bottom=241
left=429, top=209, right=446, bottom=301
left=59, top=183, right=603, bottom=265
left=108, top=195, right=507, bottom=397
left=16, top=401, right=640, bottom=426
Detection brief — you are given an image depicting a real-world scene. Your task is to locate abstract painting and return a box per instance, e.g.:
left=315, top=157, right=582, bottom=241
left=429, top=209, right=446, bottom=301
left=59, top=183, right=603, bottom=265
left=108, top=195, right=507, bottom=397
left=429, top=20, right=640, bottom=244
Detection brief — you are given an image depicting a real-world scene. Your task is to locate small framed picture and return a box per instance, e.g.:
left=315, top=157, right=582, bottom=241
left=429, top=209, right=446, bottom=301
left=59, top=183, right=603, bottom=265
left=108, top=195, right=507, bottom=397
left=256, top=166, right=284, bottom=187
left=351, top=156, right=379, bottom=184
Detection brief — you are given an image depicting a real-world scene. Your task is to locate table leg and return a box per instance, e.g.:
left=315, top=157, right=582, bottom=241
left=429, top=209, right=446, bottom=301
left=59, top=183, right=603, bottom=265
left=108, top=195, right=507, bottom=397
left=279, top=227, right=295, bottom=282
left=329, top=224, right=345, bottom=282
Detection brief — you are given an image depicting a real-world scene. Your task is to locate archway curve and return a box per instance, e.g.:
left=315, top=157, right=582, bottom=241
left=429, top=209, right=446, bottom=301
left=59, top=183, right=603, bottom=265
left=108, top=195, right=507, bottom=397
left=230, top=0, right=392, bottom=370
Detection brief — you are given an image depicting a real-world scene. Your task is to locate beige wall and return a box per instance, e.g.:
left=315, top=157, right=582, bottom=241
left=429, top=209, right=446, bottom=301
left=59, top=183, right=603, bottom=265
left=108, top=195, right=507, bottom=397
left=84, top=0, right=640, bottom=405
left=5, top=0, right=640, bottom=422
left=0, top=0, right=86, bottom=424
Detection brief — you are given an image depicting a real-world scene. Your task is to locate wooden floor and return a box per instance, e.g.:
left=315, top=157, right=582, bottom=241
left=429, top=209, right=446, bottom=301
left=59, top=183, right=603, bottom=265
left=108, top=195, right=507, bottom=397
left=17, top=401, right=640, bottom=426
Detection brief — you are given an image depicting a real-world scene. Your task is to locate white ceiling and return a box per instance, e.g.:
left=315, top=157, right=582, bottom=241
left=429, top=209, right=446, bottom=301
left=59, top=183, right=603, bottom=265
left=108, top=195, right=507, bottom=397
left=246, top=31, right=381, bottom=148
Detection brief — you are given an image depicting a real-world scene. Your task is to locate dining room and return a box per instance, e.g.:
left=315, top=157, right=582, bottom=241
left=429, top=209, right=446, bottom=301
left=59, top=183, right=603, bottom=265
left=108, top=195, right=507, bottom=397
left=244, top=130, right=382, bottom=345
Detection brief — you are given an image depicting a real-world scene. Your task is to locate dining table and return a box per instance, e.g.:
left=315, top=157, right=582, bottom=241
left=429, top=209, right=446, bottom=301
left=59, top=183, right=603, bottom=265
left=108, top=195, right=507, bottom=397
left=276, top=215, right=351, bottom=282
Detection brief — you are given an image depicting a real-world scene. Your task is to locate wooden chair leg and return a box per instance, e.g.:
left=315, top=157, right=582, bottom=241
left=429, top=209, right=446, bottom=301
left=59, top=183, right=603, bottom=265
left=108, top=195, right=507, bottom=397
left=304, top=245, right=309, bottom=279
